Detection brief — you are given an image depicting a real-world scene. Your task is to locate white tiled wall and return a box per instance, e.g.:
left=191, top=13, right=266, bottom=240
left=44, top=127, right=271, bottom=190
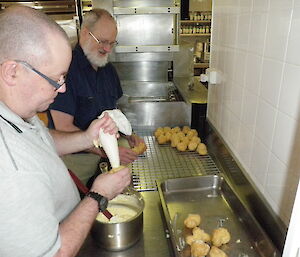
left=208, top=0, right=300, bottom=225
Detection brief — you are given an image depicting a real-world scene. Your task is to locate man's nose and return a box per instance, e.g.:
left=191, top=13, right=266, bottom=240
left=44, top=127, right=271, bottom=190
left=57, top=83, right=66, bottom=93
left=103, top=43, right=113, bottom=53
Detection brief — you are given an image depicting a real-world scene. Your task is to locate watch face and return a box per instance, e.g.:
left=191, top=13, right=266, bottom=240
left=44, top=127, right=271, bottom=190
left=100, top=197, right=108, bottom=211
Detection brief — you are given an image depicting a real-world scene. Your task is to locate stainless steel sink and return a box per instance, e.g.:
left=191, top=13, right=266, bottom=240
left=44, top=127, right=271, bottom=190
left=118, top=81, right=191, bottom=128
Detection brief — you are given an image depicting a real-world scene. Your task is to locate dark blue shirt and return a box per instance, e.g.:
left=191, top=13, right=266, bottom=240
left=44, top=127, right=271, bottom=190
left=49, top=44, right=123, bottom=130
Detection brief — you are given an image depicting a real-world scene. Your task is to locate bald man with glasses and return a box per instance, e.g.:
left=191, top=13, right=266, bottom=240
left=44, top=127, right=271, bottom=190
left=15, top=60, right=66, bottom=90
left=48, top=9, right=145, bottom=185
left=0, top=6, right=131, bottom=257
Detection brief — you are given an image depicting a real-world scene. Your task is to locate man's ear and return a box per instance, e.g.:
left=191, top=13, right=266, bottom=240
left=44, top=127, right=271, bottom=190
left=0, top=61, right=18, bottom=86
left=80, top=26, right=89, bottom=37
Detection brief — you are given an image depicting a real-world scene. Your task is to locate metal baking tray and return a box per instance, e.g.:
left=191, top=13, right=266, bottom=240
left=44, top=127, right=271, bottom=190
left=157, top=175, right=280, bottom=257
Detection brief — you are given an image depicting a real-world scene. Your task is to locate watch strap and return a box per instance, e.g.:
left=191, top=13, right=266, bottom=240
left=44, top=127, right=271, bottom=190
left=86, top=191, right=108, bottom=212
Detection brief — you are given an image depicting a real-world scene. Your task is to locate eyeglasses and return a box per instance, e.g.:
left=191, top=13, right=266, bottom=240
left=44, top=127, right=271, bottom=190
left=15, top=60, right=65, bottom=90
left=89, top=31, right=118, bottom=48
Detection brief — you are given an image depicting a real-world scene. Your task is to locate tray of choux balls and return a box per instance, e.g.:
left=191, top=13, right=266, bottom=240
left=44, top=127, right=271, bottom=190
left=157, top=175, right=279, bottom=257
left=154, top=126, right=208, bottom=155
left=182, top=214, right=231, bottom=257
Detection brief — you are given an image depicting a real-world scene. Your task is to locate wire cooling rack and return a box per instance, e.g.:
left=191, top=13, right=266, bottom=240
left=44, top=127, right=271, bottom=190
left=131, top=129, right=220, bottom=191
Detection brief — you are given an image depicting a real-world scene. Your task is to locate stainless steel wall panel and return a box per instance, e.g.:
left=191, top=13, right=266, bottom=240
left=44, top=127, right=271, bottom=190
left=113, top=6, right=180, bottom=14
left=110, top=52, right=173, bottom=62
left=91, top=0, right=113, bottom=13
left=113, top=0, right=175, bottom=8
left=57, top=19, right=78, bottom=47
left=115, top=45, right=179, bottom=53
left=117, top=101, right=191, bottom=129
left=120, top=81, right=173, bottom=97
left=113, top=62, right=169, bottom=81
left=116, top=14, right=174, bottom=45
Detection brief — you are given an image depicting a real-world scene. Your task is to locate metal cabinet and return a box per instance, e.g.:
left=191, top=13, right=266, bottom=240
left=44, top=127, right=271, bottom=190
left=0, top=0, right=79, bottom=47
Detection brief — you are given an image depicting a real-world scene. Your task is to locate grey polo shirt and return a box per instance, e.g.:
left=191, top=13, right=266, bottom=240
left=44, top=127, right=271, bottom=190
left=0, top=102, right=80, bottom=257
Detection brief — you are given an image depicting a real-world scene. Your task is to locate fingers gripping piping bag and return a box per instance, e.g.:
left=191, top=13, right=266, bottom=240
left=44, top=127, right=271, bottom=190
left=93, top=110, right=145, bottom=230
left=93, top=109, right=132, bottom=169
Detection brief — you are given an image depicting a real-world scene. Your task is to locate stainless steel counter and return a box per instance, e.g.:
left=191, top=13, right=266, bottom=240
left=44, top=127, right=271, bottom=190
left=77, top=191, right=173, bottom=257
left=77, top=125, right=285, bottom=256
left=76, top=130, right=220, bottom=257
left=173, top=76, right=208, bottom=104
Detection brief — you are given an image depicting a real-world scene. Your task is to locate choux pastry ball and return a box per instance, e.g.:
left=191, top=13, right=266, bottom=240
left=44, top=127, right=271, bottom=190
left=164, top=132, right=172, bottom=142
left=132, top=142, right=147, bottom=155
left=163, top=126, right=172, bottom=133
left=184, top=214, right=201, bottom=229
left=181, top=136, right=190, bottom=145
left=171, top=126, right=181, bottom=134
left=191, top=136, right=201, bottom=144
left=171, top=136, right=180, bottom=148
left=192, top=227, right=211, bottom=242
left=211, top=227, right=231, bottom=247
left=187, top=129, right=198, bottom=139
left=190, top=129, right=198, bottom=136
left=170, top=133, right=178, bottom=141
left=191, top=241, right=210, bottom=257
left=157, top=134, right=168, bottom=144
left=177, top=131, right=185, bottom=139
left=188, top=141, right=198, bottom=151
left=154, top=127, right=164, bottom=138
left=182, top=125, right=190, bottom=134
left=208, top=246, right=228, bottom=257
left=185, top=234, right=196, bottom=245
left=176, top=141, right=187, bottom=152
left=197, top=143, right=208, bottom=155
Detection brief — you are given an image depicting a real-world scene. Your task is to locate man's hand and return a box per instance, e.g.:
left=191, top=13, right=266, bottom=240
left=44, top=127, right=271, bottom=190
left=90, top=167, right=131, bottom=200
left=86, top=112, right=119, bottom=147
left=127, top=134, right=145, bottom=148
left=119, top=146, right=138, bottom=165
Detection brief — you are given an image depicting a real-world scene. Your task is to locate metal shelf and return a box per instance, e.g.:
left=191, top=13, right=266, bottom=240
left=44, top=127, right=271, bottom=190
left=115, top=45, right=179, bottom=53
left=194, top=63, right=209, bottom=68
left=180, top=20, right=211, bottom=24
left=0, top=0, right=76, bottom=14
left=180, top=33, right=211, bottom=36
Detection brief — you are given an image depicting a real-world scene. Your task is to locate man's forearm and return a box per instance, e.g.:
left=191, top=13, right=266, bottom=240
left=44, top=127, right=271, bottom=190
left=86, top=146, right=107, bottom=157
left=54, top=197, right=99, bottom=257
left=50, top=129, right=92, bottom=156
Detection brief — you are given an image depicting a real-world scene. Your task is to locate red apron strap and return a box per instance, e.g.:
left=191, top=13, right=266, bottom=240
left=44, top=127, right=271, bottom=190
left=68, top=169, right=112, bottom=220
left=68, top=169, right=89, bottom=194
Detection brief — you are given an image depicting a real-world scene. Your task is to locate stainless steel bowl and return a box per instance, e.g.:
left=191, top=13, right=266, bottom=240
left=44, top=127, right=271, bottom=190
left=91, top=190, right=144, bottom=251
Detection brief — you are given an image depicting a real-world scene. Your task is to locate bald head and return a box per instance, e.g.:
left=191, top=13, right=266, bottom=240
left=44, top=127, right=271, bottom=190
left=81, top=8, right=116, bottom=31
left=0, top=6, right=70, bottom=67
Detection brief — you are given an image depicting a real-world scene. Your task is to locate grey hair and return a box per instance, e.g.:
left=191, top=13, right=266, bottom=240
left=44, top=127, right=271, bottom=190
left=0, top=6, right=69, bottom=66
left=81, top=8, right=116, bottom=31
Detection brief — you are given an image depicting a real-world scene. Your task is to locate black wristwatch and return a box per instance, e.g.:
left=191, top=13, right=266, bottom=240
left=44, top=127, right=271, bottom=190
left=86, top=191, right=108, bottom=212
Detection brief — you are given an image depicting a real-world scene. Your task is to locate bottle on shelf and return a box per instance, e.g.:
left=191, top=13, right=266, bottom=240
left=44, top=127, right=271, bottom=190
left=180, top=25, right=211, bottom=35
left=185, top=11, right=212, bottom=21
left=203, top=38, right=210, bottom=62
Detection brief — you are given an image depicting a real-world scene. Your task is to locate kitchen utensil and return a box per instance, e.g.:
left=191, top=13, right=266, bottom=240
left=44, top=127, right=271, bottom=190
left=91, top=189, right=144, bottom=251
left=97, top=109, right=132, bottom=168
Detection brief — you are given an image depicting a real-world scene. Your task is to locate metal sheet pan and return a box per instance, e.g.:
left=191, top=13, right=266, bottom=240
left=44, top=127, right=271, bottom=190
left=157, top=175, right=280, bottom=257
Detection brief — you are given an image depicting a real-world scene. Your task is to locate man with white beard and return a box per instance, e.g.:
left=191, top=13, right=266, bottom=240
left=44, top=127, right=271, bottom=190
left=49, top=9, right=144, bottom=185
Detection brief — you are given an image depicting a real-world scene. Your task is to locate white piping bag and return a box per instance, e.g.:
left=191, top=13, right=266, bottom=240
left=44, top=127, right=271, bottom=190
left=93, top=109, right=132, bottom=169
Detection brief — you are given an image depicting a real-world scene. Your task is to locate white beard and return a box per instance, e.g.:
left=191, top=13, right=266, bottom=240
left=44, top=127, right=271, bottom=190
left=82, top=40, right=109, bottom=68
